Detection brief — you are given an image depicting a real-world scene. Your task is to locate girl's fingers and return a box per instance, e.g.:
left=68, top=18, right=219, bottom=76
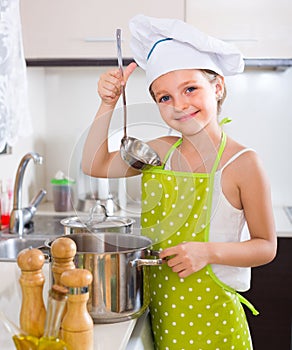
left=97, top=63, right=137, bottom=103
left=123, top=62, right=137, bottom=83
left=98, top=70, right=122, bottom=101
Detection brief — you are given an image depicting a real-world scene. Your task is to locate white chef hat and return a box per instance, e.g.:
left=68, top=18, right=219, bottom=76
left=129, top=14, right=244, bottom=87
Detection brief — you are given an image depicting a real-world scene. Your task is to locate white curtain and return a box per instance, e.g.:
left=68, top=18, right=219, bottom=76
left=0, top=0, right=32, bottom=152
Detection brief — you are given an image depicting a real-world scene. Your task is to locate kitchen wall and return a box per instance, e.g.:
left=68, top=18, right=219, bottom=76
left=0, top=68, right=47, bottom=207
left=0, top=65, right=291, bottom=208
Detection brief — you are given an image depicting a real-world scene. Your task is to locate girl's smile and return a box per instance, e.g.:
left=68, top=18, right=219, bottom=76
left=174, top=110, right=199, bottom=122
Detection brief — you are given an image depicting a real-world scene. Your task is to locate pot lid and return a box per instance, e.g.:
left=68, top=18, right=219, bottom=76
left=60, top=216, right=135, bottom=229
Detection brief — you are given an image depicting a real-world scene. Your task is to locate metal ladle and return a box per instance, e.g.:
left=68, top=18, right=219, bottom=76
left=116, top=29, right=161, bottom=170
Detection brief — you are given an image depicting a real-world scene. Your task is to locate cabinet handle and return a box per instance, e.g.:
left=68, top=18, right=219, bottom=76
left=83, top=37, right=117, bottom=43
left=223, top=38, right=258, bottom=42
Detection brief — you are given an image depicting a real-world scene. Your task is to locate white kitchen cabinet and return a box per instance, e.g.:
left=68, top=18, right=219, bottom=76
left=186, top=0, right=292, bottom=58
left=20, top=0, right=184, bottom=59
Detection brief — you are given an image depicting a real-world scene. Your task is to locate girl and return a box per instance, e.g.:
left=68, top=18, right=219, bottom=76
left=82, top=15, right=277, bottom=350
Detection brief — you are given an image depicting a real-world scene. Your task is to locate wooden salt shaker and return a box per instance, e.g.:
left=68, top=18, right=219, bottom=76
left=17, top=248, right=46, bottom=337
left=60, top=268, right=93, bottom=350
left=51, top=237, right=77, bottom=286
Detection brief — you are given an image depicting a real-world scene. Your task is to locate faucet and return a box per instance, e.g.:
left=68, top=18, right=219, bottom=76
left=9, top=152, right=47, bottom=237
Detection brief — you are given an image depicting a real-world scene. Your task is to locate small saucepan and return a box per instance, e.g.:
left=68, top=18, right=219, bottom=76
left=60, top=203, right=135, bottom=234
left=60, top=215, right=135, bottom=235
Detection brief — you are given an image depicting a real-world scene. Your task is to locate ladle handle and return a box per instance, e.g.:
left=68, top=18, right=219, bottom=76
left=116, top=28, right=127, bottom=139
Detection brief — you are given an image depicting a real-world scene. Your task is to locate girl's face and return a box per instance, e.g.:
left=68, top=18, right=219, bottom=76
left=151, top=69, right=224, bottom=136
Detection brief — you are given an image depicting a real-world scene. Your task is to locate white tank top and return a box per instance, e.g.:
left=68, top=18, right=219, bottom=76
left=165, top=148, right=254, bottom=292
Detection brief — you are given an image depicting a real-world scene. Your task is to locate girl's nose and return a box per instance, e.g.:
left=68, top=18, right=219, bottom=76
left=173, top=97, right=189, bottom=112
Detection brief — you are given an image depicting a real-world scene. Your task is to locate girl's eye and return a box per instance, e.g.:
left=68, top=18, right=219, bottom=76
left=186, top=86, right=195, bottom=93
left=159, top=95, right=170, bottom=103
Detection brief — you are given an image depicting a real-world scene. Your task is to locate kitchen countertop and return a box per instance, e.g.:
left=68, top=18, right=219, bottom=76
left=36, top=201, right=292, bottom=237
left=94, top=319, right=137, bottom=350
left=36, top=201, right=141, bottom=220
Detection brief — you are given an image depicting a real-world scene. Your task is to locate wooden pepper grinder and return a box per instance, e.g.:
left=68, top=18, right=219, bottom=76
left=60, top=269, right=93, bottom=350
left=17, top=247, right=46, bottom=338
left=51, top=237, right=77, bottom=286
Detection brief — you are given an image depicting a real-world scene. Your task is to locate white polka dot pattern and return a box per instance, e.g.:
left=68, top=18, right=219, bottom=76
left=141, top=169, right=253, bottom=349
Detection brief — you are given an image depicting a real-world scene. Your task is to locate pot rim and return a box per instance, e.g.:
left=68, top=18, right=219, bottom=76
left=45, top=232, right=153, bottom=255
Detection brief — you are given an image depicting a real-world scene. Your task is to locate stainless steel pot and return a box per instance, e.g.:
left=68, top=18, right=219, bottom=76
left=47, top=233, right=161, bottom=323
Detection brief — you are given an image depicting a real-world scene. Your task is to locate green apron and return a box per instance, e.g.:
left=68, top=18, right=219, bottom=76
left=141, top=132, right=257, bottom=350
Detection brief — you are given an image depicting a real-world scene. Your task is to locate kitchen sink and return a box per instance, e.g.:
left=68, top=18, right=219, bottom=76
left=0, top=237, right=51, bottom=261
left=0, top=214, right=66, bottom=236
left=0, top=214, right=66, bottom=261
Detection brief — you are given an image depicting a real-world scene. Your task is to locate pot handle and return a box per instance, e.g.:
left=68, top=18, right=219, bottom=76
left=130, top=250, right=163, bottom=267
left=36, top=243, right=51, bottom=262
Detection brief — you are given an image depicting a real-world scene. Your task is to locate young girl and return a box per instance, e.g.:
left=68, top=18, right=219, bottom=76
left=82, top=15, right=277, bottom=350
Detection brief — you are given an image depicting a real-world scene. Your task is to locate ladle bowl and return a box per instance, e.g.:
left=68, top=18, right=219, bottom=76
left=120, top=136, right=161, bottom=170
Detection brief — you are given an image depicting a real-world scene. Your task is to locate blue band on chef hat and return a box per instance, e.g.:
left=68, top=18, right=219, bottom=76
left=147, top=38, right=173, bottom=60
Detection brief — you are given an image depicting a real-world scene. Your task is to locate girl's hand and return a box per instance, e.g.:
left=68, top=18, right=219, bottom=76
left=97, top=62, right=137, bottom=107
left=160, top=242, right=210, bottom=278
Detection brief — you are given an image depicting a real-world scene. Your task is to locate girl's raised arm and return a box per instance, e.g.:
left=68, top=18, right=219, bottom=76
left=82, top=62, right=138, bottom=178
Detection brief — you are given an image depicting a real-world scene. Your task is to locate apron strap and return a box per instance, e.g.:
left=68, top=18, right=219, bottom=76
left=162, top=132, right=227, bottom=172
left=210, top=131, right=227, bottom=175
left=207, top=266, right=259, bottom=316
left=162, top=138, right=182, bottom=169
left=204, top=132, right=226, bottom=242
left=237, top=293, right=259, bottom=316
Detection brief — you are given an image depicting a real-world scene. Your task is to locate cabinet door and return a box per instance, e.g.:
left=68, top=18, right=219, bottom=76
left=20, top=0, right=184, bottom=59
left=242, top=238, right=292, bottom=349
left=186, top=0, right=292, bottom=58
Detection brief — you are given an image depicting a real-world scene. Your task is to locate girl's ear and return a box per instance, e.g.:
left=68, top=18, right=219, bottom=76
left=215, top=75, right=225, bottom=98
